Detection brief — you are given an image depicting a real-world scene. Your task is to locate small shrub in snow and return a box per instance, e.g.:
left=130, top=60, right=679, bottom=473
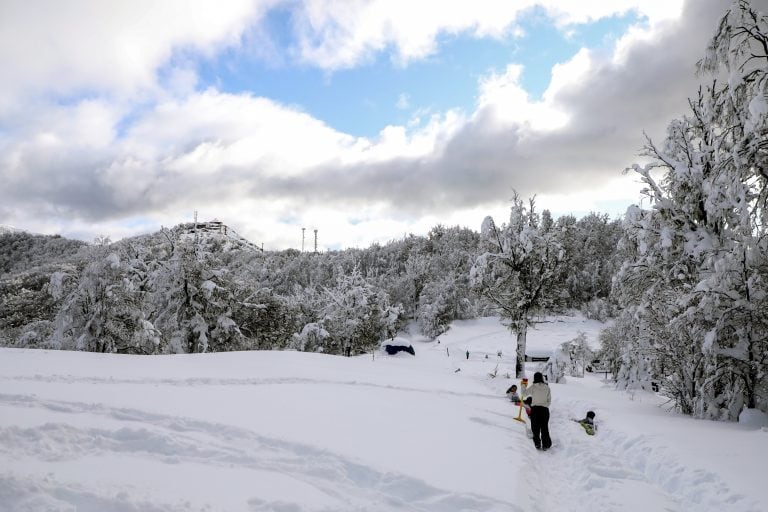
left=581, top=298, right=614, bottom=322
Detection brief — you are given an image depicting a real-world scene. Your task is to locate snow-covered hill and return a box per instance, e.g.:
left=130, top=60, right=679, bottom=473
left=175, top=220, right=263, bottom=253
left=0, top=316, right=765, bottom=511
left=0, top=225, right=22, bottom=235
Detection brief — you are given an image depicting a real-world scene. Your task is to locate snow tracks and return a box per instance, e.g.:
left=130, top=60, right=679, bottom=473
left=514, top=398, right=760, bottom=512
left=0, top=389, right=515, bottom=512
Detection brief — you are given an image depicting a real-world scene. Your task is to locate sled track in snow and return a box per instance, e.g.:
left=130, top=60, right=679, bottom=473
left=0, top=393, right=519, bottom=512
left=589, top=426, right=757, bottom=511
left=0, top=374, right=503, bottom=400
left=517, top=399, right=761, bottom=512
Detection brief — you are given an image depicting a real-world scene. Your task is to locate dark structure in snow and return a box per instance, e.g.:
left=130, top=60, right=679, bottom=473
left=525, top=350, right=550, bottom=362
left=384, top=344, right=415, bottom=356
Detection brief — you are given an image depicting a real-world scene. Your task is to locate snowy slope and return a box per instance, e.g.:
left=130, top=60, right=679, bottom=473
left=0, top=316, right=766, bottom=512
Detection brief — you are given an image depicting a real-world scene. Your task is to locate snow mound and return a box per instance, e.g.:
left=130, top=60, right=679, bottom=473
left=381, top=336, right=412, bottom=348
left=739, top=408, right=768, bottom=429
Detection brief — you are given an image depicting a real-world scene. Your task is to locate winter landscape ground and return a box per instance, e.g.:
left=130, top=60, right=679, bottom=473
left=1, top=315, right=766, bottom=512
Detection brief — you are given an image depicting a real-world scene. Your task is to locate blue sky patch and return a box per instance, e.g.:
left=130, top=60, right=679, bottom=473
left=162, top=7, right=645, bottom=139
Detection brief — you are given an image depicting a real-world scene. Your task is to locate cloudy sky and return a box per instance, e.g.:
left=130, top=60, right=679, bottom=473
left=0, top=0, right=753, bottom=250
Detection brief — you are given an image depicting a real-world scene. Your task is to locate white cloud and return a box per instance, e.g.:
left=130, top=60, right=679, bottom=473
left=343, top=109, right=464, bottom=165
left=0, top=0, right=746, bottom=250
left=0, top=0, right=691, bottom=112
left=292, top=0, right=524, bottom=69
left=544, top=48, right=592, bottom=101
left=289, top=0, right=687, bottom=70
left=476, top=64, right=569, bottom=131
left=537, top=0, right=684, bottom=26
left=0, top=0, right=272, bottom=111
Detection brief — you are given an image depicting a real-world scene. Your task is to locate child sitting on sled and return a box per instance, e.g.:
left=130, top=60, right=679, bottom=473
left=573, top=411, right=597, bottom=435
left=506, top=384, right=521, bottom=403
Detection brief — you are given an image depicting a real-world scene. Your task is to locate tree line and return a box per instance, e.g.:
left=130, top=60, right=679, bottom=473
left=0, top=213, right=621, bottom=357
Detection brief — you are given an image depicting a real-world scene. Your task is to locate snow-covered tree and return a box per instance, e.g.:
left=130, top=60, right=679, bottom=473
left=232, top=284, right=300, bottom=350
left=0, top=267, right=62, bottom=348
left=544, top=332, right=593, bottom=383
left=149, top=240, right=240, bottom=353
left=596, top=319, right=627, bottom=381
left=561, top=213, right=623, bottom=312
left=471, top=194, right=566, bottom=377
left=412, top=226, right=478, bottom=338
left=417, top=277, right=463, bottom=339
left=615, top=0, right=768, bottom=419
left=289, top=322, right=329, bottom=352
left=318, top=266, right=401, bottom=355
left=52, top=248, right=157, bottom=353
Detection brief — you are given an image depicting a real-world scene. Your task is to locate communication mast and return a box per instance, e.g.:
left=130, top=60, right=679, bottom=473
left=314, top=229, right=318, bottom=253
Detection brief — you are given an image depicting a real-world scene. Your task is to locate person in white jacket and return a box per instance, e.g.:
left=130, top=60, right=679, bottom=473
left=521, top=372, right=552, bottom=450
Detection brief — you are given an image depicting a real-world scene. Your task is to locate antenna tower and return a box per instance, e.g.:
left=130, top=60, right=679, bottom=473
left=314, top=229, right=318, bottom=253
left=302, top=227, right=306, bottom=252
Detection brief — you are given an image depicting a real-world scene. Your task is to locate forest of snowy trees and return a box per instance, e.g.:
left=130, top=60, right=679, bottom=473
left=0, top=1, right=766, bottom=421
left=0, top=214, right=621, bottom=357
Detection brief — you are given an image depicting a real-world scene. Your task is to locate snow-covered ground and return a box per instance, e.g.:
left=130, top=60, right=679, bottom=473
left=1, top=316, right=766, bottom=512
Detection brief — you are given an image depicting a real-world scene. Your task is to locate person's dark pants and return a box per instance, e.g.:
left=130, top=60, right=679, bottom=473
left=530, top=406, right=551, bottom=449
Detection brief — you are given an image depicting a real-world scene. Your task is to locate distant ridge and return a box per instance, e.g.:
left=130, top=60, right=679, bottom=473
left=0, top=220, right=264, bottom=251
left=0, top=225, right=23, bottom=235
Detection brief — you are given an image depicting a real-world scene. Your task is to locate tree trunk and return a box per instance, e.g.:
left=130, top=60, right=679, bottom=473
left=745, top=364, right=757, bottom=409
left=515, top=322, right=528, bottom=378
